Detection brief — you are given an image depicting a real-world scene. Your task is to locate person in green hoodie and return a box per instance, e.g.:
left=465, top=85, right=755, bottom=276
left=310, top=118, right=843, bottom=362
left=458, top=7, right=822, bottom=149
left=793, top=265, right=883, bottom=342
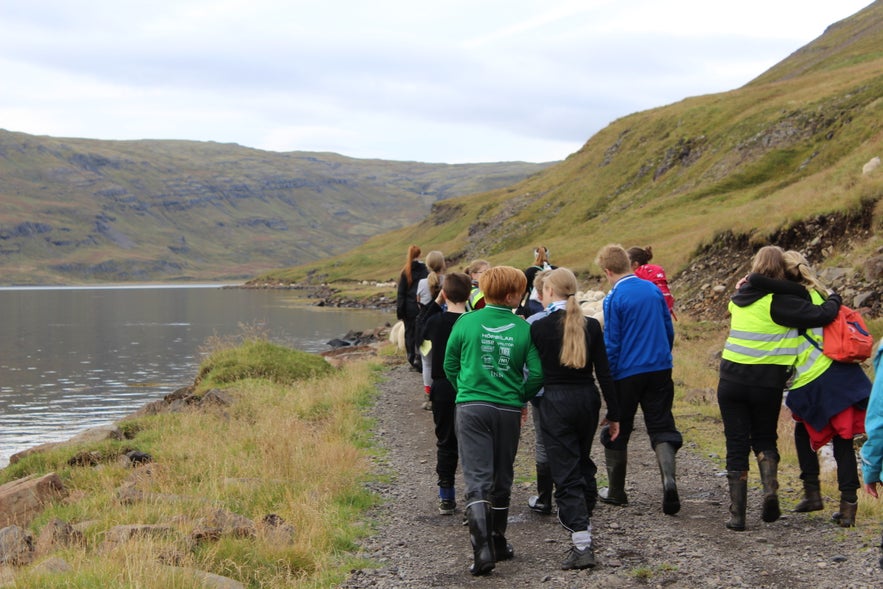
left=444, top=265, right=544, bottom=577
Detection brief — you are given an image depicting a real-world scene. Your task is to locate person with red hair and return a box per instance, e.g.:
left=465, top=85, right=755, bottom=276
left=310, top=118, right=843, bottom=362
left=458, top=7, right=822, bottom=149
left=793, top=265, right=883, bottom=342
left=396, top=245, right=428, bottom=371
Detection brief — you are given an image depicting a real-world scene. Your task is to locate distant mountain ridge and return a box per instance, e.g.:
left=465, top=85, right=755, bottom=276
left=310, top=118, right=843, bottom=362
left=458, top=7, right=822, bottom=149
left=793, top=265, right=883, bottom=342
left=0, top=131, right=552, bottom=284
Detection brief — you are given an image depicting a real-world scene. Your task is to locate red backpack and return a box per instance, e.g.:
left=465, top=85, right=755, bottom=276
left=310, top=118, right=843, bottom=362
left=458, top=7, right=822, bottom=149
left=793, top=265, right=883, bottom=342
left=810, top=305, right=874, bottom=363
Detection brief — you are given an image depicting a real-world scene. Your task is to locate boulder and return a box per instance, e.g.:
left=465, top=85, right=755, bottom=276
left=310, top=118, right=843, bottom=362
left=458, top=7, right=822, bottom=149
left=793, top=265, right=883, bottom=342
left=0, top=526, right=33, bottom=566
left=0, top=474, right=67, bottom=528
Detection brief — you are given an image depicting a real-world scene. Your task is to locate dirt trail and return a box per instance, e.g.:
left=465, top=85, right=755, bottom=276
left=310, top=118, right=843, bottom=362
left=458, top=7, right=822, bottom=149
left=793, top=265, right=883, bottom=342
left=339, top=363, right=881, bottom=589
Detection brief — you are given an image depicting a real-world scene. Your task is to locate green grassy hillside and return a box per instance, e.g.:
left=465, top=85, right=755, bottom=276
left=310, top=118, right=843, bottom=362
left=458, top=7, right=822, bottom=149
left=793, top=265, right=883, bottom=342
left=0, top=132, right=551, bottom=284
left=260, top=1, right=883, bottom=316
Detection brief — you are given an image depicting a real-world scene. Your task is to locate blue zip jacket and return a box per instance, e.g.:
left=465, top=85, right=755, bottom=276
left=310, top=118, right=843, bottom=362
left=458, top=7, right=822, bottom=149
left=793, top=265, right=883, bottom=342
left=861, top=341, right=883, bottom=484
left=602, top=274, right=674, bottom=380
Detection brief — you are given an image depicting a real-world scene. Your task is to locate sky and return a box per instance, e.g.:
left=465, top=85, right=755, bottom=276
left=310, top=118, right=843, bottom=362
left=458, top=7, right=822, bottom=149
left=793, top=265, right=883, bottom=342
left=0, top=1, right=874, bottom=164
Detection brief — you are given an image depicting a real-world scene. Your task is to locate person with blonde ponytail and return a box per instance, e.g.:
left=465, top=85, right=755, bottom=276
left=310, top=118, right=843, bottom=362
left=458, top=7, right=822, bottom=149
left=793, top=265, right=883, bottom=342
left=529, top=267, right=619, bottom=570
left=775, top=250, right=870, bottom=526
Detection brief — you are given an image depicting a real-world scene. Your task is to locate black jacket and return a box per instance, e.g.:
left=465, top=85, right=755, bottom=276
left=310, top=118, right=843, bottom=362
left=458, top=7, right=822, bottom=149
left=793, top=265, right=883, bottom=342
left=396, top=260, right=428, bottom=320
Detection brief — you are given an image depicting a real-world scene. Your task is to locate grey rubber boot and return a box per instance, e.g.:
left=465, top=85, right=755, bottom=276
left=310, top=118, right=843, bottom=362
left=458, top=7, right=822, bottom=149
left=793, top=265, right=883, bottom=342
left=655, top=442, right=680, bottom=515
left=757, top=451, right=781, bottom=523
left=726, top=470, right=748, bottom=531
left=598, top=448, right=629, bottom=506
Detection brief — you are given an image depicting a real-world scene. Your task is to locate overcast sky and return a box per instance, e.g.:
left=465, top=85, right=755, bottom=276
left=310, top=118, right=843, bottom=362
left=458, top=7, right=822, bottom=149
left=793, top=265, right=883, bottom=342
left=0, top=1, right=873, bottom=164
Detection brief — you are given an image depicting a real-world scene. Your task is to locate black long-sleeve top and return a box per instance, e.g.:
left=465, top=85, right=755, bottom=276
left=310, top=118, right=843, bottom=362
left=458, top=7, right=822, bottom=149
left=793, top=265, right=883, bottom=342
left=530, top=311, right=620, bottom=421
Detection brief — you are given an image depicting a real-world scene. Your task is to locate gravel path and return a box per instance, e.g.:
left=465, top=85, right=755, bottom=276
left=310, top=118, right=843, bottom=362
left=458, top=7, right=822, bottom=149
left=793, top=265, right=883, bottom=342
left=339, top=362, right=882, bottom=589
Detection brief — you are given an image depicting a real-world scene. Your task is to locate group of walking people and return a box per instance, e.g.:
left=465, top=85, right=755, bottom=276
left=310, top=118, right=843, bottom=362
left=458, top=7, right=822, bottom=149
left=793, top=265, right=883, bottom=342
left=395, top=241, right=882, bottom=576
left=397, top=243, right=681, bottom=574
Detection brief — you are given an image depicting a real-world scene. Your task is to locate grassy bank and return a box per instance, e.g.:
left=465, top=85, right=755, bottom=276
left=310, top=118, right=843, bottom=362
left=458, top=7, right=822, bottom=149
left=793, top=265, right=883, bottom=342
left=1, top=337, right=387, bottom=588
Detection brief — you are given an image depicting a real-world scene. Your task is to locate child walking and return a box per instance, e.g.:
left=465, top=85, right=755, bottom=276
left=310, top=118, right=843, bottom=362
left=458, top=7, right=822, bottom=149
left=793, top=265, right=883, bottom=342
left=419, top=272, right=471, bottom=514
left=444, top=266, right=544, bottom=576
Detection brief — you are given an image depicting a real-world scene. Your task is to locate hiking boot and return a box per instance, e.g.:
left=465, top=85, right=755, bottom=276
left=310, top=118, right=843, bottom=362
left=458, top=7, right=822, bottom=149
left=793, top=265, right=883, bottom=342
left=438, top=499, right=456, bottom=515
left=793, top=487, right=823, bottom=512
left=561, top=545, right=596, bottom=570
left=422, top=401, right=432, bottom=411
left=833, top=499, right=857, bottom=527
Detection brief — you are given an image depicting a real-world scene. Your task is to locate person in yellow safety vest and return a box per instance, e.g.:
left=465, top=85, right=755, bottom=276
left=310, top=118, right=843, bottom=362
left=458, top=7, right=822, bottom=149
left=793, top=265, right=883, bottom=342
left=464, top=259, right=490, bottom=312
left=716, top=245, right=838, bottom=532
left=769, top=251, right=871, bottom=528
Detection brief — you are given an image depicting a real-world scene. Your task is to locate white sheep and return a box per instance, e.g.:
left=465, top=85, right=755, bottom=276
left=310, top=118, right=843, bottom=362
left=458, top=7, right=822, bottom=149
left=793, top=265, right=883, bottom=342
left=389, top=320, right=405, bottom=351
left=577, top=289, right=606, bottom=329
left=863, top=156, right=880, bottom=175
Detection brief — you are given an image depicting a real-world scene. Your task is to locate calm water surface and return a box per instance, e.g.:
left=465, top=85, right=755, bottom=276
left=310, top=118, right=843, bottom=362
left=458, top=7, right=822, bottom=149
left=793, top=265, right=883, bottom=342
left=0, top=285, right=392, bottom=466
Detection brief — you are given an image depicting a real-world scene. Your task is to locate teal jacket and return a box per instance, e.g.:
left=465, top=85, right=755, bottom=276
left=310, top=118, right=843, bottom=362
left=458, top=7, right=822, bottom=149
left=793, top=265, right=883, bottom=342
left=861, top=341, right=883, bottom=484
left=443, top=304, right=543, bottom=408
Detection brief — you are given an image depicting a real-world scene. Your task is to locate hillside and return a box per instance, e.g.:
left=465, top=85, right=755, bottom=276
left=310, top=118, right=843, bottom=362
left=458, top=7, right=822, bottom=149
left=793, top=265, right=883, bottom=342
left=261, top=1, right=883, bottom=320
left=0, top=131, right=551, bottom=284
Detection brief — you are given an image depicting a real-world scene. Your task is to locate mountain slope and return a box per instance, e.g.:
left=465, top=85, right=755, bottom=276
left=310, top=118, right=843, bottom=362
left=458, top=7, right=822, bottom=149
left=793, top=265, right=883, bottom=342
left=262, top=1, right=883, bottom=318
left=0, top=132, right=551, bottom=284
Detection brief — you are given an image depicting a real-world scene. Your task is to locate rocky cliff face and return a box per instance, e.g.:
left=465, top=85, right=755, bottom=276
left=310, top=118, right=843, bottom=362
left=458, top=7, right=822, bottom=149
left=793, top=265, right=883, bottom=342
left=0, top=131, right=552, bottom=284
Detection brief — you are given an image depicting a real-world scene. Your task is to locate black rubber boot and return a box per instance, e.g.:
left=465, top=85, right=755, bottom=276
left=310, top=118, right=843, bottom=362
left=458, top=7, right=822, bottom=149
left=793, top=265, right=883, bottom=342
left=466, top=501, right=494, bottom=576
left=793, top=482, right=823, bottom=513
left=655, top=442, right=680, bottom=515
left=491, top=505, right=514, bottom=561
left=757, top=451, right=781, bottom=523
left=726, top=470, right=748, bottom=531
left=528, top=463, right=553, bottom=515
left=598, top=448, right=629, bottom=506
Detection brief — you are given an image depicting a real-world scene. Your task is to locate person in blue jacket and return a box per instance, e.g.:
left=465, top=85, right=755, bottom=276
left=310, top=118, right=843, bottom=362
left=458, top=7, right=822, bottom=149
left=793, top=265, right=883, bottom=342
left=860, top=338, right=883, bottom=569
left=595, top=244, right=682, bottom=516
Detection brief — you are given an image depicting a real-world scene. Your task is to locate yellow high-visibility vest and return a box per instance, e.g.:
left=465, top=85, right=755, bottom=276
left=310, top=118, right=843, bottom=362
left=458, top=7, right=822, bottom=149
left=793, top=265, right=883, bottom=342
left=722, top=294, right=801, bottom=366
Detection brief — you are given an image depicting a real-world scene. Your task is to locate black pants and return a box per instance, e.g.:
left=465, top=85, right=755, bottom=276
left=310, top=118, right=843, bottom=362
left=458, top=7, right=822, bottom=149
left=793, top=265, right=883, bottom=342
left=794, top=421, right=859, bottom=498
left=403, top=315, right=420, bottom=368
left=601, top=369, right=682, bottom=452
left=431, top=379, right=458, bottom=488
left=541, top=384, right=600, bottom=533
left=717, top=378, right=781, bottom=471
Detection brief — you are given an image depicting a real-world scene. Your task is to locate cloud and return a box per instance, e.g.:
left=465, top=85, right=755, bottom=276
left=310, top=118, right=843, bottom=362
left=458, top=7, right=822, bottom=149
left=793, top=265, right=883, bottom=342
left=0, top=0, right=872, bottom=163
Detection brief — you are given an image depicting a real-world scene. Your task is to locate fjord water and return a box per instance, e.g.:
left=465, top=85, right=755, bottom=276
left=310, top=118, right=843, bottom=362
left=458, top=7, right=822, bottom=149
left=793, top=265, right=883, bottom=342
left=0, top=285, right=392, bottom=466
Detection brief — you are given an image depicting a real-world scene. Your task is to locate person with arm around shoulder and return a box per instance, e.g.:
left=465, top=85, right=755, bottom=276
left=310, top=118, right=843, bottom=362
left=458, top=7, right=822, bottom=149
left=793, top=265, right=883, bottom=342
left=444, top=266, right=543, bottom=576
left=773, top=250, right=868, bottom=527
left=715, top=245, right=825, bottom=531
